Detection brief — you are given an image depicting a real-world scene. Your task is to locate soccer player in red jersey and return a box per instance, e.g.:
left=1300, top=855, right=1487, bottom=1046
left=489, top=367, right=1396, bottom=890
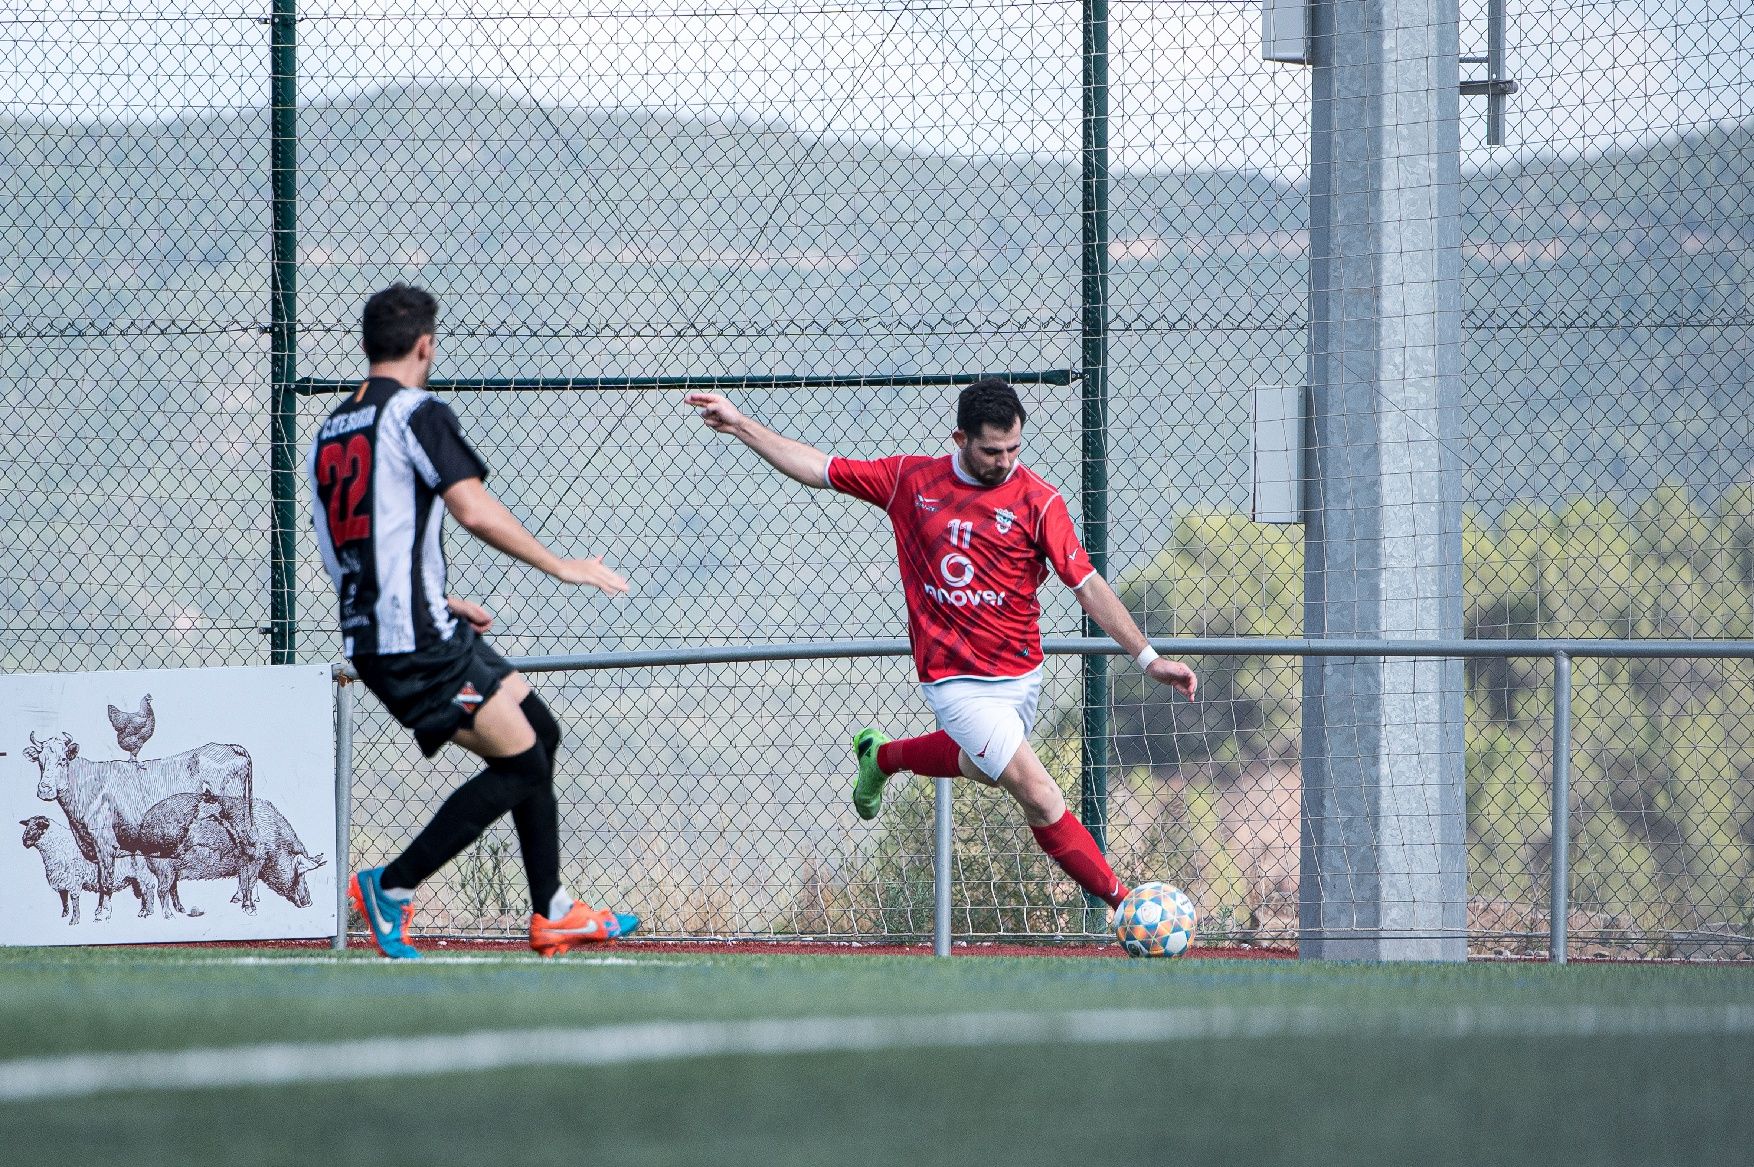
left=688, top=379, right=1196, bottom=910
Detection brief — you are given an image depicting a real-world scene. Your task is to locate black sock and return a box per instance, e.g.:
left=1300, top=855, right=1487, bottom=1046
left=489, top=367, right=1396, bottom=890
left=382, top=741, right=550, bottom=891
left=510, top=786, right=562, bottom=915
left=513, top=694, right=565, bottom=913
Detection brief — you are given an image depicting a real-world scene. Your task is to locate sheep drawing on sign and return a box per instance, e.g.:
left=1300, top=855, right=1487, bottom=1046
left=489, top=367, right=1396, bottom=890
left=22, top=730, right=254, bottom=921
left=19, top=815, right=154, bottom=925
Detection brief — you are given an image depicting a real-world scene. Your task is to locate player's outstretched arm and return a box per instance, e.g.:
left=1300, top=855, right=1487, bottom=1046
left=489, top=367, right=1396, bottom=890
left=1073, top=573, right=1197, bottom=699
left=446, top=595, right=493, bottom=632
left=441, top=478, right=630, bottom=596
left=686, top=391, right=831, bottom=488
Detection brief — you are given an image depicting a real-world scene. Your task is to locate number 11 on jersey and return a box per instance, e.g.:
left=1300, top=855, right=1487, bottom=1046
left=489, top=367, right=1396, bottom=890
left=947, top=518, right=974, bottom=548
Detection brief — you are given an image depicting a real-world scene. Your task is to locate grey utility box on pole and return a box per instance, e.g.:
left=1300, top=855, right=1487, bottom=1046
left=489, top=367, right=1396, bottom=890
left=1300, top=0, right=1469, bottom=960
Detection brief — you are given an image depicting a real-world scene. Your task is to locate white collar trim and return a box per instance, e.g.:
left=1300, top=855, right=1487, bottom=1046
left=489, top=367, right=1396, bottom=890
left=952, top=450, right=1017, bottom=488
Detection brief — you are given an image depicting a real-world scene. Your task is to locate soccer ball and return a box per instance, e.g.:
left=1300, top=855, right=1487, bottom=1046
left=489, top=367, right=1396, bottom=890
left=1112, top=882, right=1197, bottom=957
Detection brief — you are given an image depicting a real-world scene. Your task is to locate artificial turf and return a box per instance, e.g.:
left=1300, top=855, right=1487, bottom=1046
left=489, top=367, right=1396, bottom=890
left=1, top=946, right=1749, bottom=1166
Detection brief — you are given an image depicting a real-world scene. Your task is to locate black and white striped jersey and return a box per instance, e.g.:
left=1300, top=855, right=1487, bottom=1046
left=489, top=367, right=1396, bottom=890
left=307, top=376, right=489, bottom=657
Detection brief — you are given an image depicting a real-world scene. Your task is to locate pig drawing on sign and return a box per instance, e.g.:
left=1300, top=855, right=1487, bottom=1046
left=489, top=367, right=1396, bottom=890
left=137, top=792, right=324, bottom=915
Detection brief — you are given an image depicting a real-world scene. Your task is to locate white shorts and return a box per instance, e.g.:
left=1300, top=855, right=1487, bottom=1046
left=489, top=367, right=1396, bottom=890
left=921, top=670, right=1043, bottom=781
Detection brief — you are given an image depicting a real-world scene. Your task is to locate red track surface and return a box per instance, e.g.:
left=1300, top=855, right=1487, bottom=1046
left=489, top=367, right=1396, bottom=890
left=125, top=938, right=1742, bottom=962
left=160, top=937, right=1298, bottom=959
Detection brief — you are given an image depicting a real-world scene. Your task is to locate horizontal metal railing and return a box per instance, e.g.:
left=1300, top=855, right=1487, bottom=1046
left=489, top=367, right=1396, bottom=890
left=332, top=637, right=1754, bottom=684
left=330, top=638, right=1754, bottom=959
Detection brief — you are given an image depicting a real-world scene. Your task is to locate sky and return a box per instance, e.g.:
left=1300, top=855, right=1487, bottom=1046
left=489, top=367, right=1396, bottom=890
left=2, top=0, right=1750, bottom=174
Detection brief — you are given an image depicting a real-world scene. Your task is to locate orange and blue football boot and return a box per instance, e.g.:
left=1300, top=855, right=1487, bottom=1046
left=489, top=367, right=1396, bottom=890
left=349, top=866, right=420, bottom=960
left=529, top=900, right=640, bottom=958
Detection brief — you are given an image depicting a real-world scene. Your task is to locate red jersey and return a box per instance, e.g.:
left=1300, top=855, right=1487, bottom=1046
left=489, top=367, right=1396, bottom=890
left=826, top=453, right=1096, bottom=683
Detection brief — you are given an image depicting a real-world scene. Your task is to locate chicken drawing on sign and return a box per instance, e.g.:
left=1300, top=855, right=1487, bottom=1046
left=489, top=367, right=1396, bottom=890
left=107, top=694, right=153, bottom=767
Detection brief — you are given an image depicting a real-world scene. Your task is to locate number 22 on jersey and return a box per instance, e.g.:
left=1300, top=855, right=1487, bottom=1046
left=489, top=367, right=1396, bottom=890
left=316, top=433, right=373, bottom=546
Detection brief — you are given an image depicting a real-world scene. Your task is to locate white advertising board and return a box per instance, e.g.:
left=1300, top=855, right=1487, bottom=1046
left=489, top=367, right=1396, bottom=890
left=1, top=664, right=337, bottom=945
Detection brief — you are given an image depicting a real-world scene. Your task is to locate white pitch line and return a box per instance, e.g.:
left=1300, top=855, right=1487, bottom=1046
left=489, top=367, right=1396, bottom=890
left=1, top=1005, right=1751, bottom=1103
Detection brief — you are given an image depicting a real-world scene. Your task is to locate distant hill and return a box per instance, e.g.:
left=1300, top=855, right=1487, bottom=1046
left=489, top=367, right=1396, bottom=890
left=2, top=85, right=1751, bottom=668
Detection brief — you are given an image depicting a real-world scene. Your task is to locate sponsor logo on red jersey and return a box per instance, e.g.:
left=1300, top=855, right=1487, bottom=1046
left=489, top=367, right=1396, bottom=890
left=827, top=454, right=1093, bottom=684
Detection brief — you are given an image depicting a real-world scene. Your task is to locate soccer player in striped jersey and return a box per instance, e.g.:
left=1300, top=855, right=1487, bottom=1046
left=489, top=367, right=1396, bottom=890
left=688, top=379, right=1196, bottom=911
left=310, top=284, right=637, bottom=958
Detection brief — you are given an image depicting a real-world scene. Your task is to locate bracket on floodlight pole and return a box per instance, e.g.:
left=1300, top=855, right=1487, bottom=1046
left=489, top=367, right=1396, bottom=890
left=1460, top=0, right=1519, bottom=146
left=1264, top=0, right=1517, bottom=146
left=1260, top=0, right=1310, bottom=63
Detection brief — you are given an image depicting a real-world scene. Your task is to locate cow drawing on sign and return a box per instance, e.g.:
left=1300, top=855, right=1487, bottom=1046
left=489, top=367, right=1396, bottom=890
left=22, top=731, right=254, bottom=921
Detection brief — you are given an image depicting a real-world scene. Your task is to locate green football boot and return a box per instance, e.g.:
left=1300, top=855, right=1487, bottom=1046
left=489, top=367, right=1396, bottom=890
left=851, top=728, right=892, bottom=821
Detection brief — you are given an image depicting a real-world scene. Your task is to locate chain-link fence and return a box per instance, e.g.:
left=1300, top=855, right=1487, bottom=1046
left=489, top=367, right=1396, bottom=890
left=4, top=0, right=1752, bottom=956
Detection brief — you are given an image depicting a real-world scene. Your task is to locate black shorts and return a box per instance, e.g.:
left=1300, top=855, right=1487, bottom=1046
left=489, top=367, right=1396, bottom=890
left=352, top=625, right=516, bottom=757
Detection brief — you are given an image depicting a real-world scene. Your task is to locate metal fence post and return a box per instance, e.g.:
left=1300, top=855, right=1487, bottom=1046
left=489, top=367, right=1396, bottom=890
left=933, top=776, right=953, bottom=956
left=268, top=0, right=299, bottom=665
left=1078, top=0, right=1113, bottom=904
left=332, top=678, right=354, bottom=951
left=1551, top=650, right=1572, bottom=965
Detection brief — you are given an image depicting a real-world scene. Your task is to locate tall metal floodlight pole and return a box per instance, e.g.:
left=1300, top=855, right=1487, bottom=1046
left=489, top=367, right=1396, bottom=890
left=269, top=0, right=298, bottom=665
left=1301, top=0, right=1468, bottom=959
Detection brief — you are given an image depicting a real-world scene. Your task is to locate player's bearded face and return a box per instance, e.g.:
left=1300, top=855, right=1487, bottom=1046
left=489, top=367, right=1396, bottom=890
left=956, top=422, right=1023, bottom=486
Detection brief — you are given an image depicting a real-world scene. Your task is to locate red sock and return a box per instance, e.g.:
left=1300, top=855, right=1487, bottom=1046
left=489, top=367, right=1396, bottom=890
left=876, top=731, right=962, bottom=777
left=1031, top=810, right=1129, bottom=907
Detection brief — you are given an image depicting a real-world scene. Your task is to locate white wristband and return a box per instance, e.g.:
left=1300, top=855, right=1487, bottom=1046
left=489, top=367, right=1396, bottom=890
left=1134, top=646, right=1160, bottom=671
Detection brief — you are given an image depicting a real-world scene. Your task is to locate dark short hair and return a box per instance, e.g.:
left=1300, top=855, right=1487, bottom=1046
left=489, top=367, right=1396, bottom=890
left=362, top=284, right=438, bottom=362
left=956, top=378, right=1027, bottom=436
